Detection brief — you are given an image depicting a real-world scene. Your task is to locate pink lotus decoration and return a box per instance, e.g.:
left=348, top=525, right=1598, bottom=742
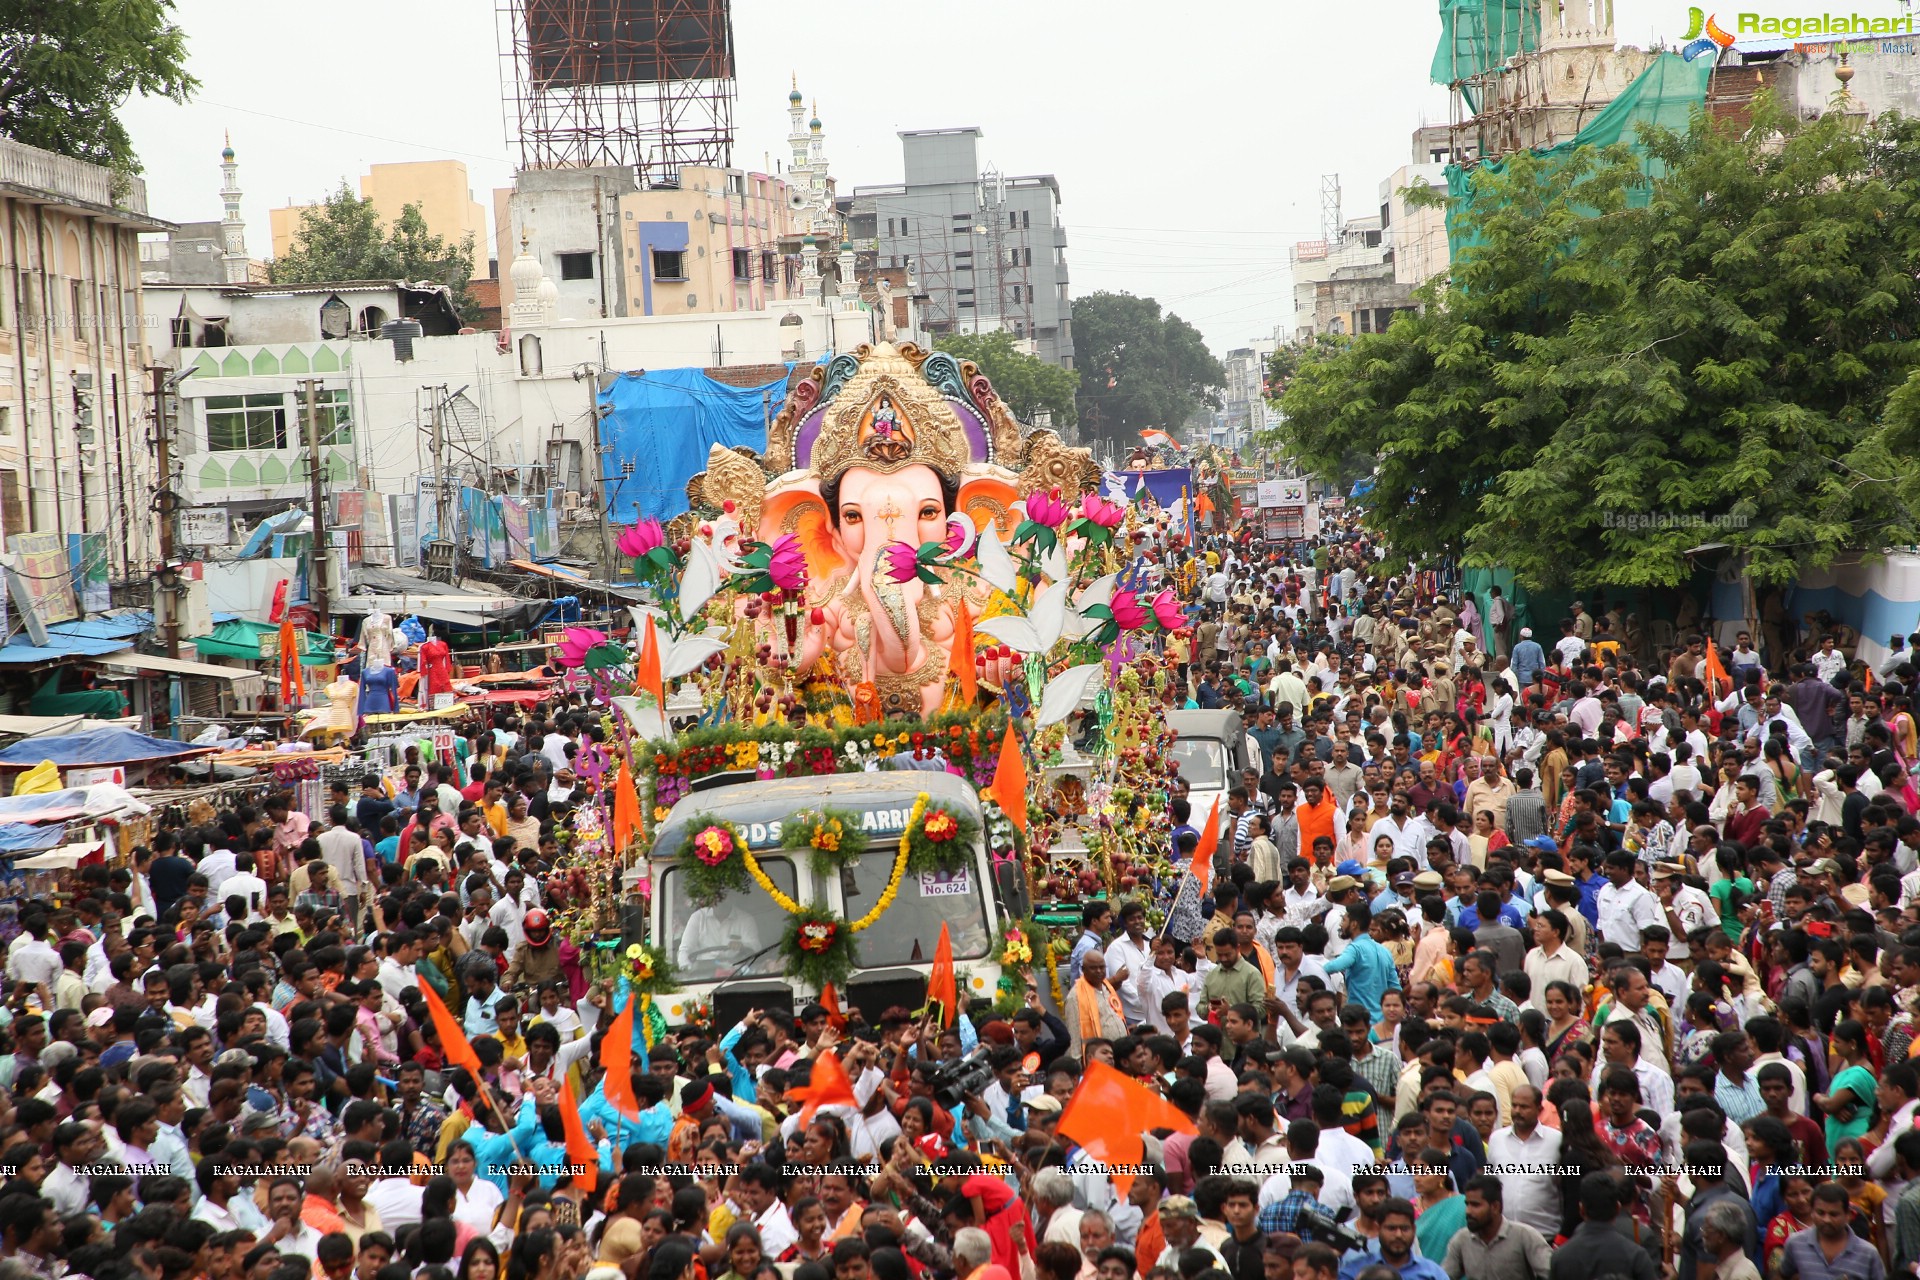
left=1025, top=488, right=1070, bottom=528
left=1080, top=494, right=1125, bottom=530
left=767, top=533, right=808, bottom=591
left=1150, top=589, right=1184, bottom=631
left=556, top=627, right=608, bottom=669
left=1111, top=589, right=1150, bottom=631
left=880, top=541, right=920, bottom=584
left=618, top=519, right=665, bottom=559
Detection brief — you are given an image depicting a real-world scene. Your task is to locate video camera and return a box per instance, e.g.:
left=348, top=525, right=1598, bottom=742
left=1295, top=1206, right=1369, bottom=1254
left=924, top=1046, right=995, bottom=1111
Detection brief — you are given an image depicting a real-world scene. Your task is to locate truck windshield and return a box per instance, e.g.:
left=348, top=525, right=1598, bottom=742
left=1168, top=737, right=1228, bottom=791
left=660, top=859, right=797, bottom=983
left=841, top=849, right=993, bottom=966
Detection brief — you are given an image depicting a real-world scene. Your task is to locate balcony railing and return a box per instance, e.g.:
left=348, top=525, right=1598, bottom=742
left=0, top=137, right=149, bottom=215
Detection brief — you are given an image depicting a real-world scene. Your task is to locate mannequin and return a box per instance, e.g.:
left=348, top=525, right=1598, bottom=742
left=360, top=609, right=395, bottom=671
left=417, top=628, right=453, bottom=701
left=357, top=664, right=399, bottom=717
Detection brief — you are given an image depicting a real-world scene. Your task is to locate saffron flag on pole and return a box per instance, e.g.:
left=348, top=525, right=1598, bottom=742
left=1703, top=640, right=1731, bottom=699
left=1057, top=1059, right=1197, bottom=1196
left=416, top=974, right=483, bottom=1079
left=1190, top=796, right=1222, bottom=899
left=636, top=613, right=665, bottom=712
left=926, top=922, right=958, bottom=1028
left=791, top=1048, right=858, bottom=1127
left=819, top=982, right=848, bottom=1032
left=559, top=1076, right=599, bottom=1194
left=985, top=725, right=1028, bottom=835
left=601, top=999, right=640, bottom=1119
left=611, top=761, right=642, bottom=855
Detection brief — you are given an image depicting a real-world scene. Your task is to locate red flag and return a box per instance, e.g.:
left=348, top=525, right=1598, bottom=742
left=559, top=1075, right=599, bottom=1194
left=1190, top=796, right=1222, bottom=899
left=819, top=983, right=848, bottom=1032
left=984, top=726, right=1028, bottom=835
left=279, top=619, right=306, bottom=705
left=1057, top=1060, right=1197, bottom=1196
left=611, top=762, right=642, bottom=855
left=637, top=614, right=665, bottom=712
left=416, top=974, right=482, bottom=1079
left=926, top=922, right=958, bottom=1027
left=601, top=1001, right=639, bottom=1119
left=949, top=602, right=977, bottom=706
left=790, top=1048, right=858, bottom=1127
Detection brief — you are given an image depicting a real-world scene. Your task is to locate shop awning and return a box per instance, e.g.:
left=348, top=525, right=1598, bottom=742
left=93, top=653, right=265, bottom=695
left=188, top=619, right=334, bottom=666
left=0, top=727, right=219, bottom=770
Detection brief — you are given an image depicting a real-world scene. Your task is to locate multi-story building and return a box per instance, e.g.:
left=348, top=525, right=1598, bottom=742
left=1220, top=340, right=1277, bottom=450
left=1289, top=214, right=1419, bottom=341
left=1381, top=125, right=1469, bottom=290
left=273, top=159, right=491, bottom=276
left=0, top=133, right=167, bottom=587
left=849, top=127, right=1075, bottom=369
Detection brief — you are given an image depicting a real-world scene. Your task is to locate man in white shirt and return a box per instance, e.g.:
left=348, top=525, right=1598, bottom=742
left=366, top=1138, right=428, bottom=1232
left=735, top=1166, right=798, bottom=1255
left=220, top=853, right=270, bottom=924
left=1103, top=903, right=1156, bottom=1025
left=1131, top=937, right=1195, bottom=1039
left=196, top=844, right=239, bottom=900
left=316, top=806, right=371, bottom=921
left=1485, top=1087, right=1562, bottom=1235
left=7, top=918, right=61, bottom=999
left=1521, top=911, right=1587, bottom=1012
left=1595, top=851, right=1663, bottom=949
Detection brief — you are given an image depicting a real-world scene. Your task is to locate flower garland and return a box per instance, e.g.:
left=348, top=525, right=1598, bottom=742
left=778, top=904, right=856, bottom=989
left=993, top=918, right=1048, bottom=1016
left=902, top=802, right=978, bottom=876
left=742, top=792, right=928, bottom=934
left=779, top=806, right=864, bottom=878
left=674, top=816, right=751, bottom=906
left=623, top=941, right=677, bottom=996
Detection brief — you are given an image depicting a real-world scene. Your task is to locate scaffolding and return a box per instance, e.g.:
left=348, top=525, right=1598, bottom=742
left=497, top=0, right=736, bottom=182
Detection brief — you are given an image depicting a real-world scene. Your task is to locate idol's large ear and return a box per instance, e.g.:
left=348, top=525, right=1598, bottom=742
left=957, top=475, right=1021, bottom=543
left=761, top=481, right=850, bottom=589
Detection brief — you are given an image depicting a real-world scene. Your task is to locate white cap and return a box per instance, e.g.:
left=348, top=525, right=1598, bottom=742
left=1519, top=627, right=1533, bottom=638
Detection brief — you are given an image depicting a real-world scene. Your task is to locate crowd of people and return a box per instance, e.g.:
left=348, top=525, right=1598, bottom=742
left=0, top=495, right=1907, bottom=1280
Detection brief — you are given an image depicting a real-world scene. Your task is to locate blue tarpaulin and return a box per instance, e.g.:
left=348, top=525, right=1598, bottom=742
left=597, top=367, right=789, bottom=524
left=0, top=727, right=215, bottom=770
left=0, top=826, right=66, bottom=853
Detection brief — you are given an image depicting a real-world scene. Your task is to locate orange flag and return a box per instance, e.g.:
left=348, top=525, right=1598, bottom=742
left=948, top=602, right=977, bottom=705
left=926, top=922, right=958, bottom=1027
left=559, top=1076, right=599, bottom=1194
left=1190, top=796, right=1222, bottom=899
left=1703, top=640, right=1731, bottom=698
left=601, top=1000, right=639, bottom=1119
left=985, top=725, right=1028, bottom=835
left=791, top=1048, right=858, bottom=1127
left=611, top=762, right=642, bottom=855
left=416, top=974, right=483, bottom=1079
left=1867, top=664, right=1876, bottom=692
left=636, top=613, right=665, bottom=711
left=1057, top=1059, right=1197, bottom=1196
left=819, top=982, right=848, bottom=1032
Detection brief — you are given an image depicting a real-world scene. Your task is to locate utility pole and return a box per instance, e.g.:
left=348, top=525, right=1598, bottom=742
left=575, top=364, right=615, bottom=581
left=149, top=365, right=180, bottom=661
left=299, top=378, right=330, bottom=635
left=428, top=384, right=455, bottom=579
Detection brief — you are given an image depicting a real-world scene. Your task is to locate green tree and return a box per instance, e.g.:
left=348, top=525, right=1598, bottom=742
left=1277, top=100, right=1920, bottom=588
left=271, top=184, right=479, bottom=322
left=1071, top=292, right=1225, bottom=450
left=0, top=0, right=196, bottom=173
left=933, top=330, right=1079, bottom=428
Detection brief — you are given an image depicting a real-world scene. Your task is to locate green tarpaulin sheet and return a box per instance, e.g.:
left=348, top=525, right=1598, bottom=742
left=28, top=675, right=126, bottom=720
left=1432, top=0, right=1539, bottom=112
left=189, top=620, right=334, bottom=666
left=1444, top=52, right=1714, bottom=261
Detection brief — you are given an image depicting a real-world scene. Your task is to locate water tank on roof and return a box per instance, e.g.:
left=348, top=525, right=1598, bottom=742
left=380, top=317, right=424, bottom=363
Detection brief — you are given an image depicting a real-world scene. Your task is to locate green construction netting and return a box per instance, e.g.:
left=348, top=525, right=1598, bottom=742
left=1432, top=0, right=1539, bottom=111
left=1443, top=52, right=1714, bottom=262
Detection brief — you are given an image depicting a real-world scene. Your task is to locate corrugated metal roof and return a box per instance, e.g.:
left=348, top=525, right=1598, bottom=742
left=0, top=639, right=133, bottom=666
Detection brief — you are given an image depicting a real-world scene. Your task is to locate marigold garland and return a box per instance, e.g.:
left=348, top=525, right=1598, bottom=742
left=779, top=904, right=856, bottom=989
left=779, top=805, right=864, bottom=878
left=902, top=801, right=979, bottom=876
left=741, top=792, right=930, bottom=932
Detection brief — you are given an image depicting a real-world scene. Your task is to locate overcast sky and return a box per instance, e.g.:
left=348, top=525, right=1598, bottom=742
left=121, top=0, right=1680, bottom=358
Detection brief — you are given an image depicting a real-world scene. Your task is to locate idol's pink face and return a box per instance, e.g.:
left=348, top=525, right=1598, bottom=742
left=834, top=464, right=946, bottom=561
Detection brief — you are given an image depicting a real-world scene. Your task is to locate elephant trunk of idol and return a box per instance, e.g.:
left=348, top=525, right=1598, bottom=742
left=860, top=542, right=923, bottom=674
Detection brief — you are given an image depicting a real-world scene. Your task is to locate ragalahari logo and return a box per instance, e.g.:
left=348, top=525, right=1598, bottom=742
left=1682, top=7, right=1737, bottom=59
left=1683, top=4, right=1919, bottom=56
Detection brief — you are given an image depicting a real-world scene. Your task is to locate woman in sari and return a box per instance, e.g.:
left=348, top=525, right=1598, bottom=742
left=1542, top=980, right=1591, bottom=1068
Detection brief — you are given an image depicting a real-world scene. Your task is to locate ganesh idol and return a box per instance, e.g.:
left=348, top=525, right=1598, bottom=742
left=686, top=342, right=1098, bottom=718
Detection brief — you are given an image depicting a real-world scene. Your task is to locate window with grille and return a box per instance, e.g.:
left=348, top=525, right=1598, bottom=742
left=653, top=250, right=687, bottom=281
left=204, top=394, right=288, bottom=451
left=557, top=252, right=594, bottom=280
left=732, top=249, right=751, bottom=280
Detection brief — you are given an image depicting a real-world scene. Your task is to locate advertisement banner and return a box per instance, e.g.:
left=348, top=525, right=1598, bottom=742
left=460, top=488, right=490, bottom=567
left=10, top=532, right=77, bottom=624
left=67, top=532, right=109, bottom=614
left=391, top=493, right=420, bottom=568
left=530, top=503, right=560, bottom=562
left=500, top=497, right=529, bottom=560
left=330, top=491, right=365, bottom=530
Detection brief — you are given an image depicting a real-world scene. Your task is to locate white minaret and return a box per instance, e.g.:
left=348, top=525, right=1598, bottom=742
left=837, top=238, right=857, bottom=309
left=787, top=78, right=808, bottom=176
left=219, top=134, right=249, bottom=284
